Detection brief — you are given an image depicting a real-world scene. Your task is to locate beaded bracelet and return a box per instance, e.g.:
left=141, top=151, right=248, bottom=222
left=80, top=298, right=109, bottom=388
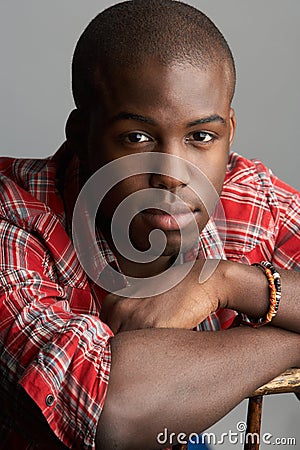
left=241, top=261, right=282, bottom=328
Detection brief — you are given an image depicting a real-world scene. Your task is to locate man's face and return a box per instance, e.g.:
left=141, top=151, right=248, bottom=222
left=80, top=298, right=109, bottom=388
left=85, top=60, right=236, bottom=257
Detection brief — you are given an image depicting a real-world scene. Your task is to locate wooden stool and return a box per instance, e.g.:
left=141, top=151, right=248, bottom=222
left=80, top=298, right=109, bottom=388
left=173, top=368, right=300, bottom=450
left=244, top=368, right=300, bottom=450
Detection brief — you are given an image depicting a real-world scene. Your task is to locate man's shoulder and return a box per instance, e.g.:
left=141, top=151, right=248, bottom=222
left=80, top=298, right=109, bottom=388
left=0, top=154, right=61, bottom=225
left=224, top=151, right=299, bottom=199
left=0, top=155, right=51, bottom=190
left=225, top=152, right=272, bottom=187
left=221, top=152, right=300, bottom=265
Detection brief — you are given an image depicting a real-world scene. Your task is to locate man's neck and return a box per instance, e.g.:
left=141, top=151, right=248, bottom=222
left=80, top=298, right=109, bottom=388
left=115, top=251, right=174, bottom=278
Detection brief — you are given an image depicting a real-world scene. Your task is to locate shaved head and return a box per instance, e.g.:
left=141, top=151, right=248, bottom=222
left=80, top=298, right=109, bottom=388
left=72, top=0, right=236, bottom=110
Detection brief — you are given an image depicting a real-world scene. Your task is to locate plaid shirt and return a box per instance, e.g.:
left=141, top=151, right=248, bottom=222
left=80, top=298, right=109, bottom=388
left=0, top=145, right=300, bottom=449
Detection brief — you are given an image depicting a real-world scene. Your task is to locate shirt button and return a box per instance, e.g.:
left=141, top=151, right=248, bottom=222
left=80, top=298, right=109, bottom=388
left=45, top=394, right=55, bottom=406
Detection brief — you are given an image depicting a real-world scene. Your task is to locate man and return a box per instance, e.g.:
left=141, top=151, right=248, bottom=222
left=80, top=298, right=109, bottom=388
left=0, top=1, right=299, bottom=449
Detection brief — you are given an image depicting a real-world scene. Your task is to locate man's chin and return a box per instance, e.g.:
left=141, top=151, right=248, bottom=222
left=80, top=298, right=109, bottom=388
left=131, top=234, right=198, bottom=259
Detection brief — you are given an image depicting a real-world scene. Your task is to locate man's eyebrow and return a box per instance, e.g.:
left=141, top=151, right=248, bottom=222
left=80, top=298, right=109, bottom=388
left=187, top=115, right=226, bottom=127
left=110, top=112, right=157, bottom=125
left=110, top=112, right=226, bottom=127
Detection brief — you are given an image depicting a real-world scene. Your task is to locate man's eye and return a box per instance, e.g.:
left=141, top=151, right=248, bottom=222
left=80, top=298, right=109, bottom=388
left=124, top=133, right=150, bottom=143
left=188, top=132, right=214, bottom=143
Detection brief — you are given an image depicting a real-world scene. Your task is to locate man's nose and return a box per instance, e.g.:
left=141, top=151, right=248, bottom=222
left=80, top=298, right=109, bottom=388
left=149, top=145, right=190, bottom=190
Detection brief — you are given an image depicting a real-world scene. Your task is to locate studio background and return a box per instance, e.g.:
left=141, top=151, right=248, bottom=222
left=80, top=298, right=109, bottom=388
left=1, top=1, right=299, bottom=448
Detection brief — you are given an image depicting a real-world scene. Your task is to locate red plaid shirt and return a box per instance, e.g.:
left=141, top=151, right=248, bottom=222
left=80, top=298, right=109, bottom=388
left=0, top=145, right=300, bottom=449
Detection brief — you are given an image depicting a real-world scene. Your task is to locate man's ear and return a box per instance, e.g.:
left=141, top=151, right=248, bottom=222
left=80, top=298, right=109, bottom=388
left=65, top=109, right=89, bottom=160
left=229, top=107, right=236, bottom=147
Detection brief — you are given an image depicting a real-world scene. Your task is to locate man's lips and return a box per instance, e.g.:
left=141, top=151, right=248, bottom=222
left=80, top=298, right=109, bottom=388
left=141, top=205, right=199, bottom=231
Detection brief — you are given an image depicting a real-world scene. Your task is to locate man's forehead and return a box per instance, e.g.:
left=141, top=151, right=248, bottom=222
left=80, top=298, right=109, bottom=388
left=92, top=60, right=232, bottom=116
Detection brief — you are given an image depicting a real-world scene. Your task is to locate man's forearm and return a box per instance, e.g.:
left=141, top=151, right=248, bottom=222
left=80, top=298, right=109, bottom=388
left=222, top=261, right=300, bottom=333
left=96, top=326, right=300, bottom=449
left=102, top=258, right=300, bottom=334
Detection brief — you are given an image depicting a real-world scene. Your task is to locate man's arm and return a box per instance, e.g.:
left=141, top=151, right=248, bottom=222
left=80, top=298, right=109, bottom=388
left=223, top=261, right=300, bottom=333
left=0, top=219, right=113, bottom=449
left=97, top=326, right=300, bottom=449
left=101, top=259, right=300, bottom=334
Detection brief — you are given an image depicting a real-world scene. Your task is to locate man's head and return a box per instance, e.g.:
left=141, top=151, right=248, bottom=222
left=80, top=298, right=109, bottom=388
left=67, top=0, right=236, bottom=267
left=72, top=0, right=236, bottom=112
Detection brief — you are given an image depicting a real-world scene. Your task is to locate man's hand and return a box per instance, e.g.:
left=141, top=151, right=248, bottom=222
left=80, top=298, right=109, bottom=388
left=100, top=259, right=226, bottom=333
left=101, top=258, right=300, bottom=334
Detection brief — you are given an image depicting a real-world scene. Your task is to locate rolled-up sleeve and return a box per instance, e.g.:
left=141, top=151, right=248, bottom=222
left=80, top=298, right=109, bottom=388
left=0, top=219, right=113, bottom=449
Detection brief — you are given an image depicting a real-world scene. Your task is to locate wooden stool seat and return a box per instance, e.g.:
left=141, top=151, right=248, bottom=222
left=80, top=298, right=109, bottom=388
left=174, top=368, right=300, bottom=450
left=249, top=367, right=300, bottom=397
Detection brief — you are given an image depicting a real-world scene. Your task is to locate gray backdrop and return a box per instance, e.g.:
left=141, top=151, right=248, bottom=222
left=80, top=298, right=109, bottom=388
left=1, top=1, right=299, bottom=449
left=1, top=0, right=299, bottom=190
